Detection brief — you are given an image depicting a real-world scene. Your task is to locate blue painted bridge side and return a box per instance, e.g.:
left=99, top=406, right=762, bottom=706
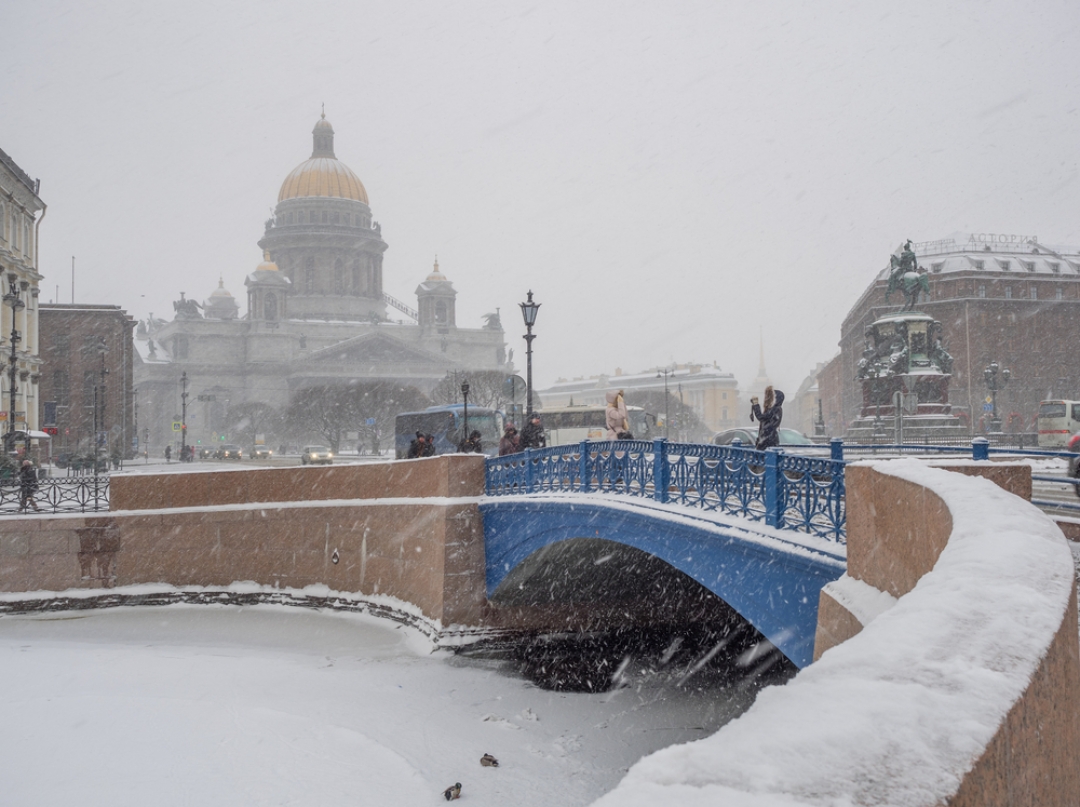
left=479, top=497, right=846, bottom=669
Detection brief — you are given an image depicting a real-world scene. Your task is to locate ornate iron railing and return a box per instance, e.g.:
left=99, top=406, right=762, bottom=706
left=0, top=475, right=111, bottom=515
left=485, top=439, right=846, bottom=542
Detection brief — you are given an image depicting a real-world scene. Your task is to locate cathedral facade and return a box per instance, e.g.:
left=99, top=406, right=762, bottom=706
left=134, top=114, right=509, bottom=453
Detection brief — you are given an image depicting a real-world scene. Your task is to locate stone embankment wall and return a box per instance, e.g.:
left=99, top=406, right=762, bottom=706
left=0, top=457, right=491, bottom=631
left=593, top=459, right=1079, bottom=807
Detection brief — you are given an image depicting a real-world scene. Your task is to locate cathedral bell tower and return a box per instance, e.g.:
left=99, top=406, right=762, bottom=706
left=415, top=258, right=457, bottom=334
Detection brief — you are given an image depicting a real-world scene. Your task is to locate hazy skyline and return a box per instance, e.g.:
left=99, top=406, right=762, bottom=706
left=3, top=0, right=1079, bottom=393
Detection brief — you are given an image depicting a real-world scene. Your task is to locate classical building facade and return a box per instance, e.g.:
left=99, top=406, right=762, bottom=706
left=38, top=305, right=136, bottom=458
left=538, top=363, right=742, bottom=434
left=134, top=113, right=509, bottom=452
left=820, top=234, right=1080, bottom=436
left=0, top=146, right=45, bottom=444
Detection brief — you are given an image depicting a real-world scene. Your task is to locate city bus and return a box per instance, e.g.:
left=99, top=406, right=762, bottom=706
left=1037, top=400, right=1080, bottom=447
left=538, top=404, right=654, bottom=447
left=394, top=405, right=504, bottom=458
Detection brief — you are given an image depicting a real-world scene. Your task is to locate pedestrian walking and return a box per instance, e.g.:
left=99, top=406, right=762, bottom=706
left=422, top=434, right=437, bottom=457
left=606, top=389, right=632, bottom=439
left=750, top=385, right=785, bottom=450
left=499, top=423, right=520, bottom=456
left=519, top=413, right=546, bottom=449
left=19, top=460, right=41, bottom=512
left=164, top=445, right=172, bottom=463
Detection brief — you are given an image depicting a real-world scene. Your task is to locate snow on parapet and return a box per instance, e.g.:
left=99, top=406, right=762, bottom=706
left=592, top=458, right=1074, bottom=807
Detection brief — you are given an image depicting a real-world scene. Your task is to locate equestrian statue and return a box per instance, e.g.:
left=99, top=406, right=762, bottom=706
left=886, top=240, right=930, bottom=311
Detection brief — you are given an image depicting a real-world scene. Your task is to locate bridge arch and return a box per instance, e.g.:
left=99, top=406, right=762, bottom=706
left=480, top=498, right=845, bottom=668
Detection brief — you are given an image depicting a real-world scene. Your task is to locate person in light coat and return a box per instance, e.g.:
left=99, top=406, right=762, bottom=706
left=606, top=389, right=631, bottom=439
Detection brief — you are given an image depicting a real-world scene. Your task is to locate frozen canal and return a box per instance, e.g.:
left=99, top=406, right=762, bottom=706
left=0, top=605, right=781, bottom=806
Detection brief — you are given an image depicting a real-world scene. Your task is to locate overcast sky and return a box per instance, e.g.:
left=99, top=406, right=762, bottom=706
left=3, top=0, right=1078, bottom=392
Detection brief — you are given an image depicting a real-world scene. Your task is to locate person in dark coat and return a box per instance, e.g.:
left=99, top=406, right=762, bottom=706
left=422, top=433, right=437, bottom=457
left=19, top=460, right=41, bottom=512
left=407, top=432, right=425, bottom=459
left=519, top=414, right=546, bottom=449
left=499, top=423, right=520, bottom=456
left=458, top=430, right=483, bottom=454
left=750, top=386, right=785, bottom=450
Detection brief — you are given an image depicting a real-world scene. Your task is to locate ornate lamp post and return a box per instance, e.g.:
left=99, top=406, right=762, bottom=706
left=983, top=361, right=1011, bottom=433
left=519, top=291, right=540, bottom=416
left=461, top=380, right=470, bottom=447
left=656, top=367, right=675, bottom=439
left=2, top=277, right=25, bottom=455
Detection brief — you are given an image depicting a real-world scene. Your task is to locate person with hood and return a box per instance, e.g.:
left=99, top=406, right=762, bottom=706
left=407, top=432, right=425, bottom=459
left=458, top=430, right=483, bottom=454
left=499, top=423, right=520, bottom=456
left=519, top=413, right=546, bottom=449
left=422, top=434, right=437, bottom=457
left=750, top=385, right=785, bottom=450
left=606, top=389, right=632, bottom=439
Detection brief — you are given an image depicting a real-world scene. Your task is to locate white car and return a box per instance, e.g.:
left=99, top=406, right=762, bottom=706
left=301, top=445, right=333, bottom=465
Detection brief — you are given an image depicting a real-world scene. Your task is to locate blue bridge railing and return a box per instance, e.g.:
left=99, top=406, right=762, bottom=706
left=485, top=439, right=847, bottom=543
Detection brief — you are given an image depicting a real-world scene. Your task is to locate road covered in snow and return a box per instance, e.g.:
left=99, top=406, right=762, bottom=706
left=0, top=604, right=779, bottom=806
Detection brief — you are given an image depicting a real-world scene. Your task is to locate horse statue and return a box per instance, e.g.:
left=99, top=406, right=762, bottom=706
left=886, top=240, right=930, bottom=311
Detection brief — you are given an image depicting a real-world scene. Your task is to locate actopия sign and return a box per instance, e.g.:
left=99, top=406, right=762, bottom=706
left=967, top=233, right=1038, bottom=246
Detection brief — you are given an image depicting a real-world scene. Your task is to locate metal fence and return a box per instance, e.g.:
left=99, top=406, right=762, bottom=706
left=485, top=439, right=847, bottom=543
left=0, top=474, right=110, bottom=515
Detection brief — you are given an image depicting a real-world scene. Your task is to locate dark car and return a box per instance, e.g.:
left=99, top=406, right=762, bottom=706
left=215, top=444, right=243, bottom=460
left=198, top=447, right=214, bottom=459
left=713, top=428, right=815, bottom=448
left=251, top=446, right=273, bottom=459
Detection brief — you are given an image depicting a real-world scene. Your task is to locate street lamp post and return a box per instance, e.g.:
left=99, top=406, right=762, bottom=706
left=983, top=361, right=1011, bottom=433
left=519, top=291, right=540, bottom=416
left=657, top=367, right=674, bottom=440
left=3, top=277, right=25, bottom=457
left=180, top=372, right=189, bottom=461
left=461, top=381, right=470, bottom=448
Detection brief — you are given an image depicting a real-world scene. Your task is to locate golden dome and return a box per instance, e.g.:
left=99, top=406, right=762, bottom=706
left=209, top=277, right=234, bottom=297
left=278, top=111, right=369, bottom=204
left=278, top=158, right=369, bottom=203
left=256, top=250, right=279, bottom=272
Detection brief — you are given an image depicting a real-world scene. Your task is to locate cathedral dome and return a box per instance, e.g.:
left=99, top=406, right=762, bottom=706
left=278, top=111, right=369, bottom=204
left=255, top=250, right=280, bottom=272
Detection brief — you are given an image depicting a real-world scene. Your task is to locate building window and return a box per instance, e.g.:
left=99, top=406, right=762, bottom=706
left=321, top=211, right=328, bottom=223
left=1057, top=287, right=1063, bottom=301
left=974, top=260, right=985, bottom=270
left=264, top=292, right=278, bottom=321
left=1005, top=287, right=1012, bottom=299
left=333, top=259, right=344, bottom=294
left=309, top=210, right=316, bottom=223
left=1050, top=262, right=1061, bottom=274
left=978, top=284, right=986, bottom=298
left=1030, top=286, right=1037, bottom=300
left=998, top=260, right=1011, bottom=271
left=332, top=212, right=340, bottom=225
left=83, top=370, right=96, bottom=407
left=286, top=212, right=293, bottom=224
left=1024, top=261, right=1035, bottom=272
left=53, top=370, right=69, bottom=407
left=174, top=335, right=189, bottom=359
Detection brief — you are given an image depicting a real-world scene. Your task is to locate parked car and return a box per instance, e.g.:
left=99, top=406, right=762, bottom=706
left=215, top=444, right=243, bottom=460
left=712, top=428, right=815, bottom=448
left=251, top=446, right=273, bottom=459
left=301, top=445, right=333, bottom=465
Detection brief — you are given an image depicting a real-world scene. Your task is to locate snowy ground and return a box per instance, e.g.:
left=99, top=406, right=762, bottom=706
left=0, top=605, right=775, bottom=806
